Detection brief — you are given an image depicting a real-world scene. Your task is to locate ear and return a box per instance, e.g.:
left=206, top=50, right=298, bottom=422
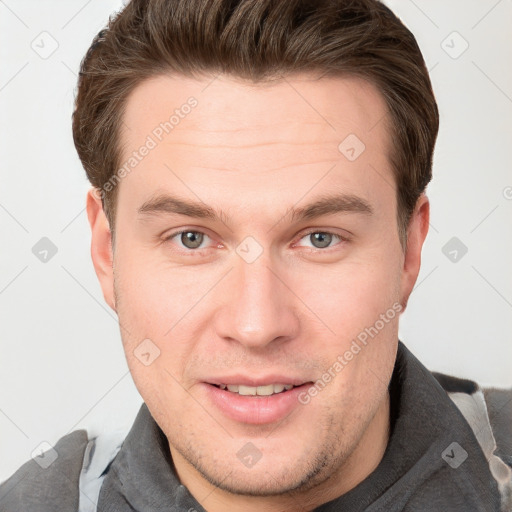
left=86, top=188, right=116, bottom=312
left=399, top=194, right=430, bottom=311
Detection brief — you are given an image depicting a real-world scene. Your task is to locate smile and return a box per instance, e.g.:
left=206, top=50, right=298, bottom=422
left=212, top=383, right=295, bottom=396
left=204, top=381, right=313, bottom=424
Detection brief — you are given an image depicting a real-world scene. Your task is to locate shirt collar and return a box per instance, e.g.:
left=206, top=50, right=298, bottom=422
left=99, top=340, right=498, bottom=511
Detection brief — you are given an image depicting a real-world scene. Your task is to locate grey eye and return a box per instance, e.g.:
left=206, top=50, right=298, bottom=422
left=180, top=231, right=204, bottom=249
left=309, top=232, right=333, bottom=249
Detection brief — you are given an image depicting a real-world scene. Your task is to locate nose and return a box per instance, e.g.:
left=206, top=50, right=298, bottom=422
left=212, top=250, right=300, bottom=350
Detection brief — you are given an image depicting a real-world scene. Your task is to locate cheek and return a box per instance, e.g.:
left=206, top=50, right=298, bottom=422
left=112, top=255, right=179, bottom=381
left=292, top=249, right=402, bottom=333
left=114, top=246, right=200, bottom=336
left=289, top=248, right=401, bottom=400
left=113, top=263, right=192, bottom=421
left=113, top=247, right=219, bottom=396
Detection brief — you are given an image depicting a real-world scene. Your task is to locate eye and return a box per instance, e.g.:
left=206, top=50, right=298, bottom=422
left=163, top=229, right=348, bottom=254
left=295, top=231, right=346, bottom=250
left=164, top=230, right=212, bottom=251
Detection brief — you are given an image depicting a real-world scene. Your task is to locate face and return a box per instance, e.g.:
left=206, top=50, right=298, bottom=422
left=88, top=73, right=428, bottom=509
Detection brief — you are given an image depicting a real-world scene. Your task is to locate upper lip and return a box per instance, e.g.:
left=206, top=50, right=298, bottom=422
left=205, top=375, right=312, bottom=387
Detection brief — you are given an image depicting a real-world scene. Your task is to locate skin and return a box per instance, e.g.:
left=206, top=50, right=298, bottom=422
left=87, top=73, right=429, bottom=511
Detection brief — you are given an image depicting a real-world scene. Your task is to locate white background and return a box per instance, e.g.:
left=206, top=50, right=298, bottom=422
left=1, top=0, right=511, bottom=483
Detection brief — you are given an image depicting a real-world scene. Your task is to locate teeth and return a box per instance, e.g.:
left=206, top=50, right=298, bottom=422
left=220, top=383, right=295, bottom=396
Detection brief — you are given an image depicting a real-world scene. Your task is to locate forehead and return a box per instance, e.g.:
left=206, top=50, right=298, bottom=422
left=117, top=72, right=394, bottom=222
left=121, top=72, right=390, bottom=148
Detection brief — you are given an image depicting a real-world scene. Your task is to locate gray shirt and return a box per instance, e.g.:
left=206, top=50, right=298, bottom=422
left=1, top=341, right=510, bottom=511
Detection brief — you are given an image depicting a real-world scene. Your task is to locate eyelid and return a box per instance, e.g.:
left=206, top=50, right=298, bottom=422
left=163, top=227, right=350, bottom=254
left=292, top=228, right=350, bottom=250
left=163, top=228, right=217, bottom=251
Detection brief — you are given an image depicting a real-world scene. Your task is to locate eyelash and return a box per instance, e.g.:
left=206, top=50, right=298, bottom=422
left=162, top=228, right=349, bottom=255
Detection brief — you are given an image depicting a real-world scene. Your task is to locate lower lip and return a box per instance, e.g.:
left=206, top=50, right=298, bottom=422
left=202, top=383, right=312, bottom=425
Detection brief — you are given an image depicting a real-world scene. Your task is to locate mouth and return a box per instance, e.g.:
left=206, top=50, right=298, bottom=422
left=203, top=380, right=313, bottom=424
left=210, top=383, right=297, bottom=396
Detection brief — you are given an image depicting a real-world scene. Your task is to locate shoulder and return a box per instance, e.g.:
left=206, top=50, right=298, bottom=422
left=432, top=370, right=512, bottom=465
left=432, top=370, right=512, bottom=511
left=0, top=429, right=88, bottom=512
left=482, top=386, right=512, bottom=466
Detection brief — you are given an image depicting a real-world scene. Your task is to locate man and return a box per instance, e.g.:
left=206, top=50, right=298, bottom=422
left=1, top=0, right=511, bottom=510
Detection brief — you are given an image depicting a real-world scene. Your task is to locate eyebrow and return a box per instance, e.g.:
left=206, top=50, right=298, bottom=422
left=137, top=192, right=373, bottom=224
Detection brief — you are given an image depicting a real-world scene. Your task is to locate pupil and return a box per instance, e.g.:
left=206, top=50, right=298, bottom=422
left=311, top=232, right=331, bottom=249
left=179, top=232, right=331, bottom=250
left=182, top=231, right=203, bottom=249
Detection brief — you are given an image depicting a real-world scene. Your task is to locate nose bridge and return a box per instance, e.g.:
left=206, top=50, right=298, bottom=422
left=214, top=248, right=298, bottom=348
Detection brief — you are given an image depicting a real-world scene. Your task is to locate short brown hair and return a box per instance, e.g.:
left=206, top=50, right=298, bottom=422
left=72, top=0, right=439, bottom=248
